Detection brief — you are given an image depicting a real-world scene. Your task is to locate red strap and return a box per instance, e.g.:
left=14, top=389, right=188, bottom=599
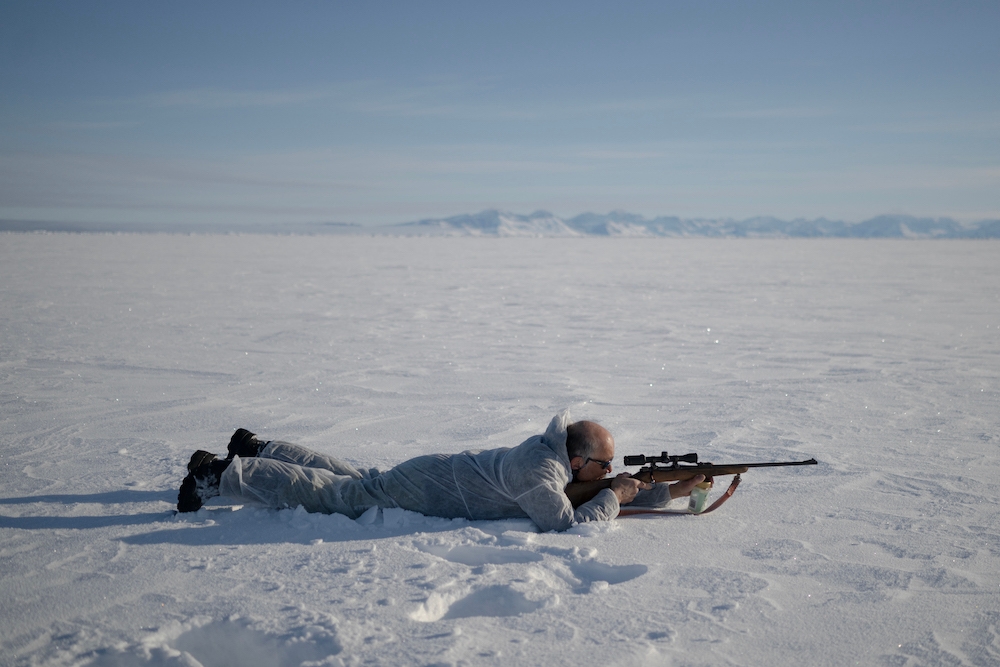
left=698, top=474, right=741, bottom=514
left=617, top=474, right=742, bottom=518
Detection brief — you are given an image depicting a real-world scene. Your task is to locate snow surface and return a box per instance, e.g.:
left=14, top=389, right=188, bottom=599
left=1, top=234, right=998, bottom=667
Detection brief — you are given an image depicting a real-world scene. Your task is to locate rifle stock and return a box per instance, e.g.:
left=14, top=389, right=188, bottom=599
left=564, top=457, right=817, bottom=509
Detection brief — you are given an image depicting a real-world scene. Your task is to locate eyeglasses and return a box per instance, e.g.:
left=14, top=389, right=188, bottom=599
left=586, top=457, right=613, bottom=470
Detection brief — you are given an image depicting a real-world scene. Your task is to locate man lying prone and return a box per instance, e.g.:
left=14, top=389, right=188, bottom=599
left=178, top=410, right=704, bottom=532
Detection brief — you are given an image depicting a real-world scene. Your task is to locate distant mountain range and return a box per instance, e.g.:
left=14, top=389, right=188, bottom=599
left=3, top=211, right=999, bottom=238
left=388, top=210, right=1000, bottom=238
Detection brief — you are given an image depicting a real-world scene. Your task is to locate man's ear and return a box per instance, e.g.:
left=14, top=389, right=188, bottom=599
left=569, top=455, right=584, bottom=471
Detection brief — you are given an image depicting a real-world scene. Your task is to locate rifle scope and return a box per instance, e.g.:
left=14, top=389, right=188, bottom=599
left=623, top=452, right=699, bottom=467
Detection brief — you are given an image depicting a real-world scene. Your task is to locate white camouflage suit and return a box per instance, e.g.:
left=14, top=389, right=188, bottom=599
left=218, top=410, right=634, bottom=531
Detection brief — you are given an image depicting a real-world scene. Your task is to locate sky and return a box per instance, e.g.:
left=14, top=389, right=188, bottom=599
left=1, top=1, right=998, bottom=226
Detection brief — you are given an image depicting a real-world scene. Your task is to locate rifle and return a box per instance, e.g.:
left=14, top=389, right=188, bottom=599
left=565, top=451, right=818, bottom=515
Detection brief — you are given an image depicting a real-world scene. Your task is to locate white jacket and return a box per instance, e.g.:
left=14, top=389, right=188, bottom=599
left=221, top=410, right=621, bottom=532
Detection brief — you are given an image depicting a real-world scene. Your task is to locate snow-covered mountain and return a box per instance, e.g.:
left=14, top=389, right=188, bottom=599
left=381, top=210, right=1000, bottom=238
left=3, top=211, right=998, bottom=237
left=389, top=210, right=581, bottom=237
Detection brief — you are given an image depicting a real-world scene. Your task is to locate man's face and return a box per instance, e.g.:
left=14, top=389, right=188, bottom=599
left=574, top=437, right=615, bottom=482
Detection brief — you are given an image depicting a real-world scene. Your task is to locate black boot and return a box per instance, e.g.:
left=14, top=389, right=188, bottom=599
left=177, top=454, right=231, bottom=513
left=227, top=428, right=266, bottom=459
left=187, top=449, right=219, bottom=473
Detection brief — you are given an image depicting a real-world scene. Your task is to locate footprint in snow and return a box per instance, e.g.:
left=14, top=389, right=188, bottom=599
left=410, top=584, right=552, bottom=622
left=415, top=543, right=544, bottom=565
left=89, top=617, right=342, bottom=667
left=410, top=547, right=649, bottom=621
left=443, top=585, right=546, bottom=619
left=569, top=560, right=648, bottom=587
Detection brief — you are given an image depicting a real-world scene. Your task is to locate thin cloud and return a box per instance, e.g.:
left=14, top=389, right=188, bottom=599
left=574, top=149, right=667, bottom=161
left=708, top=106, right=836, bottom=120
left=134, top=86, right=339, bottom=109
left=47, top=120, right=142, bottom=131
left=115, top=79, right=477, bottom=114
left=110, top=79, right=686, bottom=123
left=852, top=116, right=1000, bottom=135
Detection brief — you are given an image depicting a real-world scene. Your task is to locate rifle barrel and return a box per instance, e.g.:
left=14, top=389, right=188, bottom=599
left=737, top=458, right=818, bottom=468
left=635, top=458, right=818, bottom=470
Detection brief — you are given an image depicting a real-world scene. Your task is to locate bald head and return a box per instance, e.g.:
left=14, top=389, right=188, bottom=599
left=566, top=420, right=614, bottom=460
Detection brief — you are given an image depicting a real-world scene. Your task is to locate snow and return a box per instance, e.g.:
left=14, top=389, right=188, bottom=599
left=1, top=233, right=998, bottom=667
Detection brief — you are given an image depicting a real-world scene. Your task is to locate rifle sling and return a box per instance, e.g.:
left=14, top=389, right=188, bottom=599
left=617, top=474, right=742, bottom=517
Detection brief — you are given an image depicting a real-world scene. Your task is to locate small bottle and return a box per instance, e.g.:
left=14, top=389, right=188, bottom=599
left=688, top=480, right=714, bottom=514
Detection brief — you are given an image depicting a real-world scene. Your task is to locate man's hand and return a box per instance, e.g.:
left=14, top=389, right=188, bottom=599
left=610, top=473, right=652, bottom=504
left=668, top=474, right=707, bottom=500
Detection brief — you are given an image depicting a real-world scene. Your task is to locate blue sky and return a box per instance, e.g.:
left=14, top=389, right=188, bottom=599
left=2, top=1, right=998, bottom=226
